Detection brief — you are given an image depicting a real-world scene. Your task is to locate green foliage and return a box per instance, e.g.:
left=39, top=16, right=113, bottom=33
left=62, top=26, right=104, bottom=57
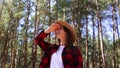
left=13, top=11, right=24, bottom=18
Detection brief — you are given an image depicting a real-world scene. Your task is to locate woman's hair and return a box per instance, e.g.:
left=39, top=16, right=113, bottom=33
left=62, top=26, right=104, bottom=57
left=62, top=26, right=73, bottom=46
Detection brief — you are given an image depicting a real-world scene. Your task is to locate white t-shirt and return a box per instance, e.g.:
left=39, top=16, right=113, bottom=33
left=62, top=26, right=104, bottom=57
left=50, top=45, right=65, bottom=68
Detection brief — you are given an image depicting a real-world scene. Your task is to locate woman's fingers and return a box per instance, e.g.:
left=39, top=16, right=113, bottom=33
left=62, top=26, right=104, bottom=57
left=45, top=23, right=61, bottom=33
left=49, top=23, right=61, bottom=31
left=51, top=23, right=61, bottom=30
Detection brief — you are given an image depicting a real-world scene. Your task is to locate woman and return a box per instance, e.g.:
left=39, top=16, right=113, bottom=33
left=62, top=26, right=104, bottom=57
left=34, top=20, right=83, bottom=68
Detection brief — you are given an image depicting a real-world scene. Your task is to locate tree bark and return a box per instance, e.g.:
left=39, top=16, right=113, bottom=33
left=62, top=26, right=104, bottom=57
left=95, top=0, right=102, bottom=67
left=92, top=14, right=95, bottom=68
left=1, top=10, right=13, bottom=68
left=31, top=0, right=38, bottom=67
left=10, top=18, right=19, bottom=68
left=112, top=3, right=118, bottom=68
left=99, top=15, right=106, bottom=68
left=115, top=1, right=120, bottom=68
left=24, top=0, right=30, bottom=67
left=85, top=15, right=89, bottom=68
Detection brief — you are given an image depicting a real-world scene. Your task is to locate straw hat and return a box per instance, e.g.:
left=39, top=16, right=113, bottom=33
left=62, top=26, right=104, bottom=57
left=55, top=20, right=76, bottom=43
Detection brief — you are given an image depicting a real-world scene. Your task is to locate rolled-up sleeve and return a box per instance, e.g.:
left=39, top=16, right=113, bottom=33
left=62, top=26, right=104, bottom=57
left=34, top=30, right=50, bottom=51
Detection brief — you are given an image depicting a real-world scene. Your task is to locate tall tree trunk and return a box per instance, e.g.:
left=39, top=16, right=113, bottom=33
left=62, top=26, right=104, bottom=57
left=115, top=0, right=120, bottom=68
left=85, top=2, right=91, bottom=68
left=97, top=15, right=102, bottom=68
left=54, top=0, right=58, bottom=44
left=10, top=47, right=16, bottom=68
left=10, top=19, right=19, bottom=68
left=112, top=3, right=118, bottom=68
left=0, top=0, right=4, bottom=64
left=96, top=0, right=102, bottom=67
left=16, top=1, right=22, bottom=68
left=99, top=15, right=106, bottom=68
left=31, top=0, right=38, bottom=67
left=48, top=0, right=51, bottom=43
left=92, top=14, right=95, bottom=68
left=17, top=22, right=20, bottom=68
left=76, top=0, right=82, bottom=48
left=116, top=16, right=119, bottom=68
left=85, top=15, right=89, bottom=68
left=24, top=0, right=30, bottom=67
left=1, top=11, right=13, bottom=68
left=55, top=0, right=58, bottom=20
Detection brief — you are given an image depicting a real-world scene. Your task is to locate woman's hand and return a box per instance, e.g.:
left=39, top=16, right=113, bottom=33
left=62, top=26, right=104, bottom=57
left=45, top=23, right=61, bottom=33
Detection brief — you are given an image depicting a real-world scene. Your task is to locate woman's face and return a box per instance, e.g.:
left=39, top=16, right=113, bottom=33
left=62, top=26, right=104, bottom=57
left=55, top=26, right=66, bottom=40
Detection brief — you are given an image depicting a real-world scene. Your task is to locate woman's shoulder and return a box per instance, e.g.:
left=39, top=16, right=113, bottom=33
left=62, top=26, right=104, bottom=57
left=47, top=44, right=59, bottom=49
left=70, top=45, right=80, bottom=50
left=69, top=45, right=82, bottom=54
left=45, top=44, right=59, bottom=53
left=64, top=45, right=81, bottom=53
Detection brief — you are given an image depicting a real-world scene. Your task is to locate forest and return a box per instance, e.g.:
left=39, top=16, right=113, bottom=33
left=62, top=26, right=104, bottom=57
left=0, top=0, right=120, bottom=68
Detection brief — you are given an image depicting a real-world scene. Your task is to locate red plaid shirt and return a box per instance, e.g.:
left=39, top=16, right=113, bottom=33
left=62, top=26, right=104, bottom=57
left=35, top=30, right=83, bottom=68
